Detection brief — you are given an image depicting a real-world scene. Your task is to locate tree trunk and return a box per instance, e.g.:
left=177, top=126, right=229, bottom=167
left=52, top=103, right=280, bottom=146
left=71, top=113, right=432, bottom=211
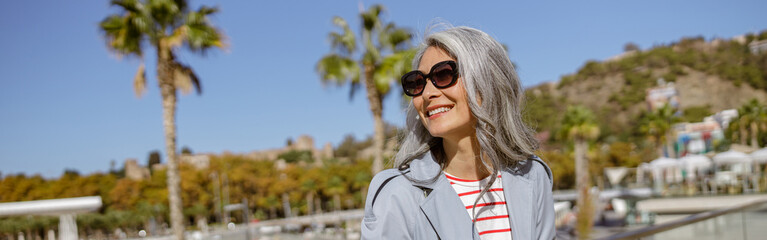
left=269, top=206, right=276, bottom=219
left=740, top=120, right=748, bottom=145
left=314, top=197, right=323, bottom=214
left=333, top=194, right=342, bottom=212
left=665, top=132, right=675, bottom=158
left=281, top=193, right=292, bottom=218
left=574, top=139, right=592, bottom=239
left=363, top=64, right=385, bottom=174
left=751, top=122, right=759, bottom=149
left=157, top=46, right=185, bottom=240
left=574, top=139, right=589, bottom=208
left=306, top=192, right=314, bottom=215
left=655, top=135, right=664, bottom=158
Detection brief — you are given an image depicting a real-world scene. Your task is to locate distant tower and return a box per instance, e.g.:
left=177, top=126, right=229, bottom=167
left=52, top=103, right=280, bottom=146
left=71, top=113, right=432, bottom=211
left=124, top=159, right=149, bottom=180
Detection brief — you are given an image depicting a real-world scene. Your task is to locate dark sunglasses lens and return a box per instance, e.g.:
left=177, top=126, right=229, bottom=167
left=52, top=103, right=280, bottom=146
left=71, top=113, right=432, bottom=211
left=402, top=73, right=425, bottom=96
left=432, top=63, right=456, bottom=87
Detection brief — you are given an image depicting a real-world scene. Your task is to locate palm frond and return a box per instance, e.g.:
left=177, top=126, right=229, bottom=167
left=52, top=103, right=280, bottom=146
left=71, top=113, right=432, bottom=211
left=171, top=61, right=201, bottom=95
left=559, top=105, right=600, bottom=141
left=329, top=17, right=356, bottom=55
left=183, top=5, right=226, bottom=52
left=100, top=14, right=144, bottom=57
left=378, top=23, right=412, bottom=51
left=373, top=49, right=416, bottom=95
left=316, top=54, right=360, bottom=87
left=146, top=0, right=184, bottom=29
left=165, top=25, right=188, bottom=49
left=360, top=4, right=383, bottom=31
left=111, top=0, right=142, bottom=13
left=133, top=63, right=147, bottom=97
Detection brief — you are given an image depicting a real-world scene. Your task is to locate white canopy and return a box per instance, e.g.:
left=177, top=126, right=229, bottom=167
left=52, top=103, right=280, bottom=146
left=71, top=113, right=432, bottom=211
left=650, top=157, right=679, bottom=169
left=750, top=148, right=767, bottom=164
left=713, top=150, right=753, bottom=165
left=679, top=154, right=712, bottom=171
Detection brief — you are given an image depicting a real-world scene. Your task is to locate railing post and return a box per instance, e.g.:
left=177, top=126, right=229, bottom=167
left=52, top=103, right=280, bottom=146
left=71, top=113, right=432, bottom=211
left=243, top=198, right=250, bottom=240
left=741, top=210, right=747, bottom=240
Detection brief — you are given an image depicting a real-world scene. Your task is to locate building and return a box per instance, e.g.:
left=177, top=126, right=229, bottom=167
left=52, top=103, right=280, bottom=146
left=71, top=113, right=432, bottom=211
left=645, top=79, right=680, bottom=112
left=749, top=39, right=767, bottom=54
left=246, top=135, right=334, bottom=164
left=672, top=109, right=737, bottom=157
left=181, top=154, right=211, bottom=170
left=124, top=159, right=149, bottom=181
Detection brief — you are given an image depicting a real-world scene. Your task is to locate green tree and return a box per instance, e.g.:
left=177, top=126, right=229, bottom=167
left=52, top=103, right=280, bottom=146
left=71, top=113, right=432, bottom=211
left=316, top=4, right=415, bottom=174
left=147, top=150, right=162, bottom=172
left=738, top=99, right=766, bottom=149
left=559, top=105, right=599, bottom=239
left=323, top=175, right=348, bottom=211
left=181, top=146, right=193, bottom=155
left=278, top=150, right=313, bottom=164
left=299, top=168, right=322, bottom=215
left=639, top=104, right=680, bottom=158
left=100, top=0, right=226, bottom=238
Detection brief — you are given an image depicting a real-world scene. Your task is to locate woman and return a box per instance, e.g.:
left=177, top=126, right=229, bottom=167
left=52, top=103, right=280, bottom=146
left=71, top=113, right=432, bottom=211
left=361, top=26, right=555, bottom=240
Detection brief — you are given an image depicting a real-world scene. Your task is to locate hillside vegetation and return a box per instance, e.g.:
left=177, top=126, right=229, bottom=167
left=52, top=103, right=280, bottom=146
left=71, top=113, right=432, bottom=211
left=524, top=31, right=767, bottom=190
left=525, top=31, right=767, bottom=144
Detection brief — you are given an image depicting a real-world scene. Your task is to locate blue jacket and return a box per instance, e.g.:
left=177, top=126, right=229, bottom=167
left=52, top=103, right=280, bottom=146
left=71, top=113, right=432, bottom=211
left=361, top=152, right=555, bottom=239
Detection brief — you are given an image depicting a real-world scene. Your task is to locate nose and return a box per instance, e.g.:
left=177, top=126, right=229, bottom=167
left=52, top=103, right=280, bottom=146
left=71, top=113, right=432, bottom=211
left=421, top=79, right=441, bottom=100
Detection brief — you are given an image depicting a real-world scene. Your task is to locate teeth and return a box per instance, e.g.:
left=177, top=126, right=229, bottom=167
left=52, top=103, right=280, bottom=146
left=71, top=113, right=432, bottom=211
left=428, top=107, right=452, bottom=116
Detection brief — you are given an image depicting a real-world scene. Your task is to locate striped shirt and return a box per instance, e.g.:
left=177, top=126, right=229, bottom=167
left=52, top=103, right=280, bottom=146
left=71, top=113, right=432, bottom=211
left=445, top=172, right=512, bottom=240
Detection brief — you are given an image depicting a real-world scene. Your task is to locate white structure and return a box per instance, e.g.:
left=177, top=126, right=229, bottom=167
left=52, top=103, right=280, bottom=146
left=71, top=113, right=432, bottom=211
left=679, top=154, right=713, bottom=180
left=648, top=157, right=682, bottom=193
left=750, top=147, right=767, bottom=164
left=712, top=150, right=757, bottom=192
left=710, top=109, right=739, bottom=130
left=0, top=196, right=102, bottom=240
left=713, top=150, right=753, bottom=172
left=645, top=80, right=679, bottom=111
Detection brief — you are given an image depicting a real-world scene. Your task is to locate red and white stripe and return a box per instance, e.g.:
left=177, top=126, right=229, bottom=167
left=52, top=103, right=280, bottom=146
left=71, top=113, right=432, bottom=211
left=445, top=172, right=512, bottom=240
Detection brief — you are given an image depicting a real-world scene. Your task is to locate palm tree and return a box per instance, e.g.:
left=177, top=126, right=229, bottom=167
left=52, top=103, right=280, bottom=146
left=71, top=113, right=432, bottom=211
left=352, top=171, right=372, bottom=207
left=323, top=175, right=348, bottom=212
left=559, top=105, right=599, bottom=239
left=316, top=4, right=415, bottom=174
left=639, top=104, right=680, bottom=158
left=100, top=1, right=226, bottom=238
left=299, top=168, right=322, bottom=215
left=738, top=99, right=765, bottom=149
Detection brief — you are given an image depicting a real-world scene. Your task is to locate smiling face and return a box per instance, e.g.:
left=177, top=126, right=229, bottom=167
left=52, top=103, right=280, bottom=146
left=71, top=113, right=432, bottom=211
left=413, top=46, right=476, bottom=140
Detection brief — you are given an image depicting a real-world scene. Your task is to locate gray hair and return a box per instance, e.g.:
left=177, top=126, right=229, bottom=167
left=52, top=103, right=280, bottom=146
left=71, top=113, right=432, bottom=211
left=394, top=26, right=540, bottom=218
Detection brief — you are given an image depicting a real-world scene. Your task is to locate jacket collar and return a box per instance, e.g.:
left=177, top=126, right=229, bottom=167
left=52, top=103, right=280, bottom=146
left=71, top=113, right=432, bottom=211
left=404, top=152, right=534, bottom=240
left=406, top=152, right=479, bottom=239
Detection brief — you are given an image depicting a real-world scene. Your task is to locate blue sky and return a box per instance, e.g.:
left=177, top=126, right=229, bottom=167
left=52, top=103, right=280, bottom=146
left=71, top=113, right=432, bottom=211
left=1, top=0, right=765, bottom=178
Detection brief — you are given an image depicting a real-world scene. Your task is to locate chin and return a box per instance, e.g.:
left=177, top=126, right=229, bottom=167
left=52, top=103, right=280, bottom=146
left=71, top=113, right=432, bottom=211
left=427, top=125, right=453, bottom=138
left=427, top=123, right=475, bottom=140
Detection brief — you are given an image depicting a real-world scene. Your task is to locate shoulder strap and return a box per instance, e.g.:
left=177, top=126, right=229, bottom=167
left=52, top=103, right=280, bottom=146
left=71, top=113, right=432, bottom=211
left=531, top=157, right=553, bottom=181
left=371, top=174, right=402, bottom=207
left=371, top=169, right=435, bottom=207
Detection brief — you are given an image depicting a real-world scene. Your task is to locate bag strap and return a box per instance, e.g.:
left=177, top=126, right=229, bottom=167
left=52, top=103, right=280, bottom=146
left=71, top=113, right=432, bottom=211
left=371, top=173, right=402, bottom=207
left=371, top=170, right=431, bottom=207
left=531, top=157, right=553, bottom=181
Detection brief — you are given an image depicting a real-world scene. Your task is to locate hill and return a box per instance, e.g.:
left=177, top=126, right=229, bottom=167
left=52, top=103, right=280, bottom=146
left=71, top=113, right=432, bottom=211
left=524, top=31, right=767, bottom=144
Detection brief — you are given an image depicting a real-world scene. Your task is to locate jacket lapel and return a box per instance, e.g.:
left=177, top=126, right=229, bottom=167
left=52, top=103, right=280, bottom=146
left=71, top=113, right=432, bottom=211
left=502, top=170, right=533, bottom=240
left=408, top=153, right=480, bottom=239
left=418, top=176, right=479, bottom=239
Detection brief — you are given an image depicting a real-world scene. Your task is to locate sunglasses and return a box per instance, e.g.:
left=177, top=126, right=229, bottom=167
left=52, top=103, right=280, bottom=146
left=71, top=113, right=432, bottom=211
left=401, top=60, right=459, bottom=96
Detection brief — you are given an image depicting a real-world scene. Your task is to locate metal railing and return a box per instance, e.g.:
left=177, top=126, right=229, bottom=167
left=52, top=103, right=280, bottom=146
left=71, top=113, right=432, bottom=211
left=599, top=197, right=767, bottom=240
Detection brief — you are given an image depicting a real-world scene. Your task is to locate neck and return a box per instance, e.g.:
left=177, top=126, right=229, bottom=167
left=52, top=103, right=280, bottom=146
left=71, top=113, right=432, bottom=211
left=442, top=134, right=490, bottom=180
